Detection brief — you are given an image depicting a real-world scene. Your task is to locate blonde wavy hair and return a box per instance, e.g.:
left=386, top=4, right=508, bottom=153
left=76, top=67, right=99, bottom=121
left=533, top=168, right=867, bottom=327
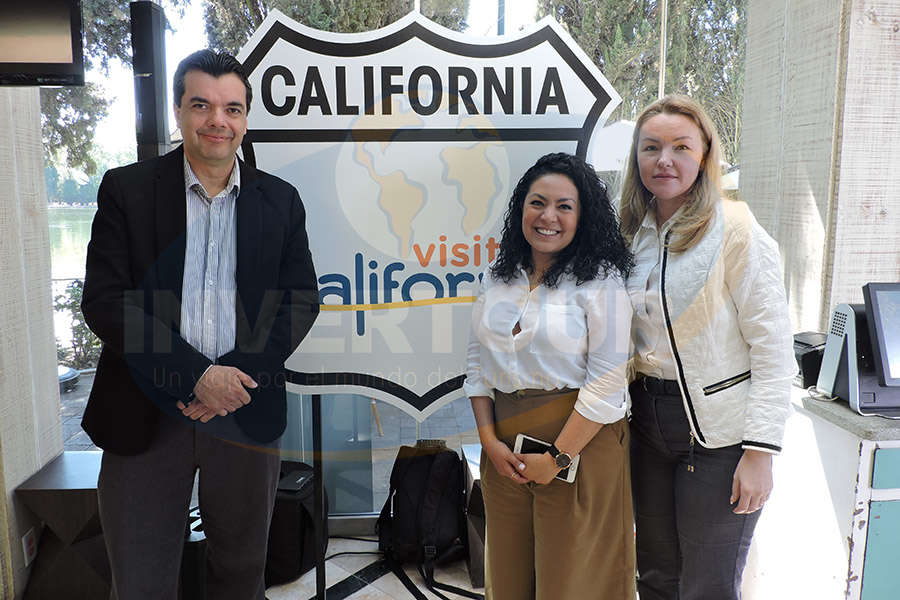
left=619, top=94, right=724, bottom=253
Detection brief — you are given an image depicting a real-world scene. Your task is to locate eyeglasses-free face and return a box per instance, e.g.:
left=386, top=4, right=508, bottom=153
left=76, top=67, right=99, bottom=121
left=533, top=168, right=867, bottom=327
left=174, top=70, right=248, bottom=172
left=521, top=173, right=581, bottom=274
left=637, top=112, right=707, bottom=213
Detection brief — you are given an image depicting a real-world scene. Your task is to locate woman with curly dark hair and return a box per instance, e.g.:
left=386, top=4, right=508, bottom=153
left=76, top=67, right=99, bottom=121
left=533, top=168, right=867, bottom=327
left=465, top=152, right=636, bottom=599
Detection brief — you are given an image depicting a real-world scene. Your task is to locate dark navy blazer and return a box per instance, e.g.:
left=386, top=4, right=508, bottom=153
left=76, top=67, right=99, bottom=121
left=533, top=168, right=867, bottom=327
left=81, top=145, right=319, bottom=455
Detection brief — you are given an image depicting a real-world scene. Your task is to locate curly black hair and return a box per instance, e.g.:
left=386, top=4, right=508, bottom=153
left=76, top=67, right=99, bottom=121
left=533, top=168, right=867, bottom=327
left=490, top=152, right=633, bottom=287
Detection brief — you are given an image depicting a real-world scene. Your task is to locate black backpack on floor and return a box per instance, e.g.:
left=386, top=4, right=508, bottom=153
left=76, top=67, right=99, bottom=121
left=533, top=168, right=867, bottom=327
left=376, top=440, right=483, bottom=600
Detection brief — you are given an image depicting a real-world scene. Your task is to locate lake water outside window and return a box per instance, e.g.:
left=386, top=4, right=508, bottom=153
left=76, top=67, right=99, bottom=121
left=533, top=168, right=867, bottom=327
left=49, top=203, right=100, bottom=451
left=50, top=205, right=96, bottom=351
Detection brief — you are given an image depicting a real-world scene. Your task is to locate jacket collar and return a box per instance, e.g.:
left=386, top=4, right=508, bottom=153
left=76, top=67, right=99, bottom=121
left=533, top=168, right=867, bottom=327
left=234, top=157, right=261, bottom=297
left=154, top=146, right=188, bottom=294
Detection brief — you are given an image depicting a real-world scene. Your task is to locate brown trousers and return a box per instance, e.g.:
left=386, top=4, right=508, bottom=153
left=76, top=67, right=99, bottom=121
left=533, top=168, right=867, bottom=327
left=480, top=389, right=636, bottom=600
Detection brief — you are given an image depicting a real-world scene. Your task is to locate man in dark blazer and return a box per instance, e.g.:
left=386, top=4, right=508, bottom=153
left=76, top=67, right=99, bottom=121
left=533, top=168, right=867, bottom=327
left=81, top=50, right=318, bottom=599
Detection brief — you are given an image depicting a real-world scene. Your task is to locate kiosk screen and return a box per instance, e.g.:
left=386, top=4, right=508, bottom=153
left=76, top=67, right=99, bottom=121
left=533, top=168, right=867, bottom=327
left=863, top=283, right=900, bottom=387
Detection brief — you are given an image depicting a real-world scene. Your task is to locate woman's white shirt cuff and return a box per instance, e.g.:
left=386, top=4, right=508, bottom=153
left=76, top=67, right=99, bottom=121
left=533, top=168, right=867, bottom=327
left=574, top=391, right=626, bottom=424
left=463, top=380, right=494, bottom=400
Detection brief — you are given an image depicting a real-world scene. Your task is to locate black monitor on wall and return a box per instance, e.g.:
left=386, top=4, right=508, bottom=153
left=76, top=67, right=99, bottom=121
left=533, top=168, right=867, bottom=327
left=863, top=282, right=900, bottom=388
left=0, top=0, right=85, bottom=86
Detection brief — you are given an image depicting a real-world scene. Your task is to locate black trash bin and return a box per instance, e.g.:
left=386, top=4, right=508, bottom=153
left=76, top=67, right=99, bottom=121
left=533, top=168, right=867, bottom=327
left=265, top=460, right=329, bottom=588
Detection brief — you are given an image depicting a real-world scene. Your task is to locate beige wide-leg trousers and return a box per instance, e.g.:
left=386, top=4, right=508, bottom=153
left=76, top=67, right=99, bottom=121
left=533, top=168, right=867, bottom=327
left=480, top=388, right=636, bottom=600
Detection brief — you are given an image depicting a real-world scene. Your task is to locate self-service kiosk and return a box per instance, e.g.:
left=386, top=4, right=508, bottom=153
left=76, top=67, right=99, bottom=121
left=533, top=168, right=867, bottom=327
left=816, top=283, right=900, bottom=418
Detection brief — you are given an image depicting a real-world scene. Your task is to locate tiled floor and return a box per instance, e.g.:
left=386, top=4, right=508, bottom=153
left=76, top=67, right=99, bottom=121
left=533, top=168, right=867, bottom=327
left=266, top=537, right=480, bottom=600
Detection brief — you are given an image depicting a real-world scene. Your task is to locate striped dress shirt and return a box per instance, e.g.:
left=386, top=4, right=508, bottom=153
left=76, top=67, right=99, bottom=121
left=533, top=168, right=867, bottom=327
left=180, top=157, right=239, bottom=362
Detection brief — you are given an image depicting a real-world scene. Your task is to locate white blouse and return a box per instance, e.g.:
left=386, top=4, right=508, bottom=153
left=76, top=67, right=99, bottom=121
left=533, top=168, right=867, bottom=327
left=464, top=267, right=632, bottom=424
left=628, top=211, right=679, bottom=379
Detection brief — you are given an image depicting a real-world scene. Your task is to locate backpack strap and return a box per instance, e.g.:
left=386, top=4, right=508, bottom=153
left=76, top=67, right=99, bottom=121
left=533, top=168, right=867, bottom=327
left=388, top=559, right=483, bottom=600
left=416, top=564, right=484, bottom=600
left=417, top=452, right=485, bottom=600
left=418, top=451, right=457, bottom=581
left=386, top=557, right=430, bottom=600
left=378, top=445, right=421, bottom=554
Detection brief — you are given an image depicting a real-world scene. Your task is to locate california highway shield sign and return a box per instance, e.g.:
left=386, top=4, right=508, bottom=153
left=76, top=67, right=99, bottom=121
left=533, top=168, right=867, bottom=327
left=237, top=10, right=620, bottom=420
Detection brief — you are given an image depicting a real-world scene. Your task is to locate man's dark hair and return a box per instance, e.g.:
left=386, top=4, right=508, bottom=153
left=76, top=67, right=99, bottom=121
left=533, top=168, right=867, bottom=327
left=491, top=152, right=634, bottom=287
left=173, top=49, right=252, bottom=113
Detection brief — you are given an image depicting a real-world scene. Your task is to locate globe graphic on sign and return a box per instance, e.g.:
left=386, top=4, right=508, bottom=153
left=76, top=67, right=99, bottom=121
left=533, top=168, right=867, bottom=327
left=334, top=103, right=510, bottom=260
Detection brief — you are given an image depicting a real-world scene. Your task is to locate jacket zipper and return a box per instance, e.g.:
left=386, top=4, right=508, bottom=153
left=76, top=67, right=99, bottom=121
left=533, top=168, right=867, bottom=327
left=688, top=431, right=695, bottom=472
left=703, top=370, right=751, bottom=395
left=659, top=230, right=706, bottom=445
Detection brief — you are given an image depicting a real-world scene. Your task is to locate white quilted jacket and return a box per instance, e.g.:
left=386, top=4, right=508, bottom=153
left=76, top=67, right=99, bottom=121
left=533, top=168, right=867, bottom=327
left=627, top=200, right=795, bottom=453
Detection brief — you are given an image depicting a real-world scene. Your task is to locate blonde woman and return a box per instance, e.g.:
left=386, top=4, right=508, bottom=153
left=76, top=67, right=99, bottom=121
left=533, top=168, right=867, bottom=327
left=620, top=95, right=794, bottom=600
